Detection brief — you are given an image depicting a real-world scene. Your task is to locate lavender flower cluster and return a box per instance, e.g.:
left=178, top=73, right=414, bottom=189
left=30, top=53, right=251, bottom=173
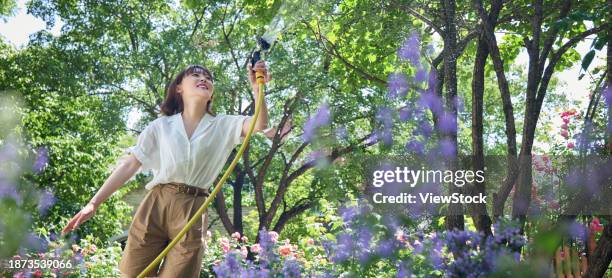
left=212, top=203, right=527, bottom=277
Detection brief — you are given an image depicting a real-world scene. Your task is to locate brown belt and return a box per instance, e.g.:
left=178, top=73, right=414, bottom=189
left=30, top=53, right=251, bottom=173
left=162, top=182, right=210, bottom=197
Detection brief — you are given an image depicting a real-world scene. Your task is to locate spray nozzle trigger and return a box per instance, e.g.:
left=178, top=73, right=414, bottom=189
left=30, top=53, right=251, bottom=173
left=251, top=37, right=271, bottom=67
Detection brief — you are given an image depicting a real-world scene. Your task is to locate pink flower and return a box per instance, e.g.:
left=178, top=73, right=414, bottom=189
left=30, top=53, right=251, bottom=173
left=219, top=237, right=230, bottom=253
left=561, top=123, right=568, bottom=130
left=278, top=244, right=292, bottom=256
left=221, top=242, right=230, bottom=253
left=241, top=236, right=248, bottom=242
left=13, top=272, right=25, bottom=278
left=231, top=232, right=241, bottom=241
left=268, top=231, right=279, bottom=243
left=206, top=230, right=212, bottom=238
left=567, top=142, right=575, bottom=149
left=590, top=217, right=604, bottom=232
left=241, top=246, right=248, bottom=259
left=563, top=118, right=570, bottom=124
left=250, top=243, right=262, bottom=253
left=395, top=230, right=407, bottom=243
left=560, top=130, right=569, bottom=138
left=306, top=238, right=314, bottom=245
left=33, top=270, right=43, bottom=277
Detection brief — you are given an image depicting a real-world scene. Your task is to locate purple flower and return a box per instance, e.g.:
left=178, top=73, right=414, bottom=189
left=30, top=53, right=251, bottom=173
left=0, top=181, right=21, bottom=204
left=257, top=229, right=277, bottom=267
left=365, top=132, right=379, bottom=145
left=414, top=67, right=427, bottom=83
left=568, top=222, right=586, bottom=242
left=302, top=103, right=331, bottom=143
left=388, top=73, right=409, bottom=99
left=603, top=85, right=612, bottom=107
left=436, top=139, right=456, bottom=157
left=399, top=107, right=411, bottom=122
left=340, top=206, right=359, bottom=223
left=73, top=253, right=84, bottom=263
left=378, top=129, right=393, bottom=145
left=375, top=239, right=395, bottom=258
left=397, top=262, right=412, bottom=278
left=405, top=140, right=425, bottom=155
left=376, top=107, right=394, bottom=128
left=24, top=233, right=48, bottom=252
left=414, top=121, right=433, bottom=138
left=282, top=259, right=301, bottom=278
left=321, top=238, right=334, bottom=257
left=398, top=32, right=421, bottom=66
left=418, top=92, right=443, bottom=114
left=38, top=190, right=56, bottom=215
left=438, top=113, right=458, bottom=134
left=333, top=233, right=355, bottom=262
left=32, top=147, right=49, bottom=173
left=213, top=251, right=243, bottom=277
left=430, top=234, right=445, bottom=269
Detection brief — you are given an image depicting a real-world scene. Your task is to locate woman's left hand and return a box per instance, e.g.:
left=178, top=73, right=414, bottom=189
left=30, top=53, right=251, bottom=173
left=247, top=60, right=272, bottom=90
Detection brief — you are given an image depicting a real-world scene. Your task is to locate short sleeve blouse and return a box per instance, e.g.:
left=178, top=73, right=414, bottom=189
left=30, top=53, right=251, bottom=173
left=129, top=113, right=250, bottom=190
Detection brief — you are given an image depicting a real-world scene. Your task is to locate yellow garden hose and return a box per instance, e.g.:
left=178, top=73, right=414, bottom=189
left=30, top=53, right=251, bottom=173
left=137, top=70, right=266, bottom=278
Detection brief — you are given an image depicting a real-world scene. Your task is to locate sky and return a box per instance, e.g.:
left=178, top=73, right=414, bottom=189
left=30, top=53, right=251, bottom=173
left=0, top=0, right=607, bottom=134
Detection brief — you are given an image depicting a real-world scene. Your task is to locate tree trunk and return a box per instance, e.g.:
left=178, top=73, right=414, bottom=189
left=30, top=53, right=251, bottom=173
left=441, top=0, right=464, bottom=231
left=470, top=34, right=492, bottom=236
left=475, top=0, right=519, bottom=219
left=511, top=0, right=544, bottom=225
left=232, top=171, right=245, bottom=234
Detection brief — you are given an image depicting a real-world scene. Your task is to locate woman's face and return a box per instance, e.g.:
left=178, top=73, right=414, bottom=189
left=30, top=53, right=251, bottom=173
left=178, top=69, right=214, bottom=104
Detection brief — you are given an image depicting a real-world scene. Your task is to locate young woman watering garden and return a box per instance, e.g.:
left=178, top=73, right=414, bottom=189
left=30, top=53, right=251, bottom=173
left=61, top=60, right=271, bottom=277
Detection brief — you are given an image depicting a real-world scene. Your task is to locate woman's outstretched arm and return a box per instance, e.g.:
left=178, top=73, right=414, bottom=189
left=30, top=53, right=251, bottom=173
left=62, top=153, right=142, bottom=234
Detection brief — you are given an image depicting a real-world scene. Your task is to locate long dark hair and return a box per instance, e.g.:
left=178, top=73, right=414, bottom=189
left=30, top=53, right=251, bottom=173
left=160, top=65, right=215, bottom=116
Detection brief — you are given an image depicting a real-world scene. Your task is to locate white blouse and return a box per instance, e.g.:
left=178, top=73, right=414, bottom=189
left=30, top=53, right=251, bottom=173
left=129, top=113, right=250, bottom=190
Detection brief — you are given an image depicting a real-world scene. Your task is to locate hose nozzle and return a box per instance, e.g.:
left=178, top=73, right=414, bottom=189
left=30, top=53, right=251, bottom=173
left=251, top=37, right=272, bottom=66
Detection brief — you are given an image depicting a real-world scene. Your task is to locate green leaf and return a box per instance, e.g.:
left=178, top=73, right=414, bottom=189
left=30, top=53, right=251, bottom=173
left=581, top=50, right=595, bottom=71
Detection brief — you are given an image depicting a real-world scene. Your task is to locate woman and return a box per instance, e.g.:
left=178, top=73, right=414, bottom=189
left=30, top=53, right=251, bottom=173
left=62, top=60, right=271, bottom=277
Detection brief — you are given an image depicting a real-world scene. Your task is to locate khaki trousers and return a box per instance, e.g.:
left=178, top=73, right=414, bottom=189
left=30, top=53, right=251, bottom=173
left=119, top=183, right=208, bottom=278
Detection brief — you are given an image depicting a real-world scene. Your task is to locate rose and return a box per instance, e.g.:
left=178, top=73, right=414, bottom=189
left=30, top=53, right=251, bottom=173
left=219, top=237, right=230, bottom=253
left=279, top=244, right=293, bottom=256
left=241, top=246, right=248, bottom=259
left=250, top=243, right=262, bottom=253
left=560, top=130, right=569, bottom=138
left=590, top=218, right=604, bottom=232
